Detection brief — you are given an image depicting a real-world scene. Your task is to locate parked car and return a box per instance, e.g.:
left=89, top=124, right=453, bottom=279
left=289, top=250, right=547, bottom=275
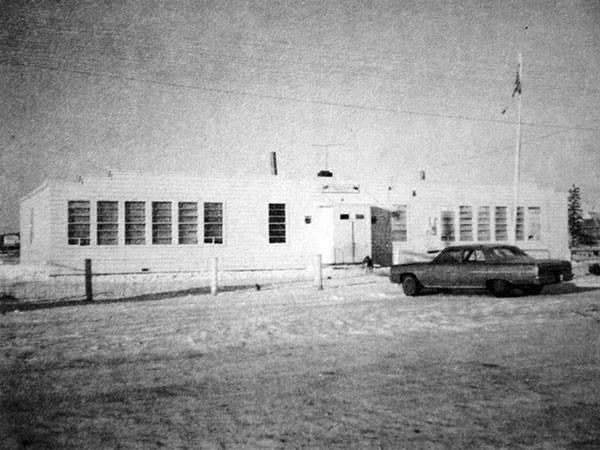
left=390, top=244, right=573, bottom=297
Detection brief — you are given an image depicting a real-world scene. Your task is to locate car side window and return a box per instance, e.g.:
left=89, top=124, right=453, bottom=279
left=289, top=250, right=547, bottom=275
left=465, top=249, right=486, bottom=262
left=436, top=249, right=462, bottom=263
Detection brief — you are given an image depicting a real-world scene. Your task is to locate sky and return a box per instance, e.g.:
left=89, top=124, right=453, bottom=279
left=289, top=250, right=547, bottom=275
left=1, top=0, right=599, bottom=233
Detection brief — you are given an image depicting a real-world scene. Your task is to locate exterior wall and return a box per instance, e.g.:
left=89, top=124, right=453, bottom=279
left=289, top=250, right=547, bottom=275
left=387, top=181, right=570, bottom=263
left=19, top=172, right=570, bottom=273
left=19, top=184, right=52, bottom=264
left=24, top=174, right=328, bottom=272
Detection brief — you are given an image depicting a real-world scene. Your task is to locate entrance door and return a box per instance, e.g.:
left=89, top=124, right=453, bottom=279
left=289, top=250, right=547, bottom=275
left=333, top=207, right=370, bottom=264
left=370, top=207, right=393, bottom=266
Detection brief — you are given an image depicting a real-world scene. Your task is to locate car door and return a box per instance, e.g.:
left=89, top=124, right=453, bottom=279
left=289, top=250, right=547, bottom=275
left=457, top=248, right=489, bottom=288
left=424, top=248, right=462, bottom=287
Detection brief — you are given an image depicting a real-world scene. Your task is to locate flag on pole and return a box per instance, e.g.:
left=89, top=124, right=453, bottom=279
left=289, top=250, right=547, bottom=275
left=512, top=64, right=522, bottom=97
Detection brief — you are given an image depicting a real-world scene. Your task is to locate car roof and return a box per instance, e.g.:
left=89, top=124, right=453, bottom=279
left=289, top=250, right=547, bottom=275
left=441, top=244, right=519, bottom=251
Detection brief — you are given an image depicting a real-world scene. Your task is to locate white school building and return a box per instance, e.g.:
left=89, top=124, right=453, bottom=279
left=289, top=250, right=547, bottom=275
left=19, top=171, right=570, bottom=273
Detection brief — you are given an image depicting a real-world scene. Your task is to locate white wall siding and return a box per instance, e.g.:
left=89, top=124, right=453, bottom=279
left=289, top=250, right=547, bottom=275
left=387, top=181, right=569, bottom=263
left=19, top=172, right=570, bottom=272
left=19, top=185, right=52, bottom=264
left=38, top=175, right=323, bottom=272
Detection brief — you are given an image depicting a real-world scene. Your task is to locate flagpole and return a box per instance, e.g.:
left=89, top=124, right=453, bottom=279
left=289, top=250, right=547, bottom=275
left=511, top=54, right=523, bottom=245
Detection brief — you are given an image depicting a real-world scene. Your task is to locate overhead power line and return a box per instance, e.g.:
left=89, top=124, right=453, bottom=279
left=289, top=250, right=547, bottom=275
left=2, top=59, right=598, bottom=134
left=429, top=119, right=600, bottom=170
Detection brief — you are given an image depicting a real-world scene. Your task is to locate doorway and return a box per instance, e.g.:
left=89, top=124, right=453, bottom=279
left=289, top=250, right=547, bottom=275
left=333, top=206, right=371, bottom=264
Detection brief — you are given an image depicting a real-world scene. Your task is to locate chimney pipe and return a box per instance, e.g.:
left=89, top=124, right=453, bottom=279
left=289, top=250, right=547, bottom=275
left=270, top=152, right=278, bottom=175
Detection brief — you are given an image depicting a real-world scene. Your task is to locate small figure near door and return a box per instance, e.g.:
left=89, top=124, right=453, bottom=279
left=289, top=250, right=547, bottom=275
left=362, top=255, right=373, bottom=273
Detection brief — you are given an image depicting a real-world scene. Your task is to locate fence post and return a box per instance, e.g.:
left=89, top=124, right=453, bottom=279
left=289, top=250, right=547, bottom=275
left=314, top=254, right=323, bottom=290
left=210, top=257, right=218, bottom=296
left=85, top=258, right=93, bottom=301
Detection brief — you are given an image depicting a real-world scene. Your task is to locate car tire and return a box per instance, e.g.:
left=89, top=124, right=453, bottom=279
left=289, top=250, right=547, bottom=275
left=490, top=280, right=511, bottom=297
left=402, top=275, right=421, bottom=296
left=522, top=285, right=543, bottom=295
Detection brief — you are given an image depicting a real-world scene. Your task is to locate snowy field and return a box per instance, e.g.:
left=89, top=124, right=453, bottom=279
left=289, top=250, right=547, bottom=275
left=1, top=266, right=600, bottom=449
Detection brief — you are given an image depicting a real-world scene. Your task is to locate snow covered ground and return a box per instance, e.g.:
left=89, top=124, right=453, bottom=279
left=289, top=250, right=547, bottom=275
left=2, top=263, right=600, bottom=449
left=0, top=262, right=385, bottom=304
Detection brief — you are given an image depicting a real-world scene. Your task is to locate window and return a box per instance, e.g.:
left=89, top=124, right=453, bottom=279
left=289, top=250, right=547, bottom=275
left=125, top=201, right=145, bottom=245
left=269, top=203, right=286, bottom=243
left=477, top=206, right=491, bottom=241
left=495, top=206, right=508, bottom=241
left=204, top=202, right=223, bottom=244
left=178, top=202, right=198, bottom=244
left=428, top=217, right=437, bottom=235
left=97, top=201, right=118, bottom=245
left=435, top=248, right=461, bottom=263
left=391, top=205, right=408, bottom=242
left=527, top=207, right=541, bottom=241
left=441, top=210, right=455, bottom=242
left=516, top=207, right=525, bottom=241
left=465, top=249, right=486, bottom=262
left=459, top=206, right=473, bottom=241
left=152, top=202, right=172, bottom=244
left=68, top=201, right=90, bottom=245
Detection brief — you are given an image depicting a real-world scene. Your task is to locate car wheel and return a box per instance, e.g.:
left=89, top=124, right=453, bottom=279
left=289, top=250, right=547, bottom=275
left=402, top=275, right=421, bottom=296
left=522, top=285, right=543, bottom=295
left=490, top=280, right=511, bottom=297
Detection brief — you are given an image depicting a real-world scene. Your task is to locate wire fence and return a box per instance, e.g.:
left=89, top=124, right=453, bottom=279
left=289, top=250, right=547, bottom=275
left=0, top=256, right=379, bottom=310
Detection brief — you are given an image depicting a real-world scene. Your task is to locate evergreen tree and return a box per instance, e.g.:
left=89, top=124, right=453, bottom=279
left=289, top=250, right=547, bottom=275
left=568, top=184, right=583, bottom=247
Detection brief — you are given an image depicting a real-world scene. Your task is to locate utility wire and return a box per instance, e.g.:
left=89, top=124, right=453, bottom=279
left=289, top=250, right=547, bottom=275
left=429, top=119, right=600, bottom=169
left=2, top=20, right=599, bottom=98
left=2, top=58, right=598, bottom=134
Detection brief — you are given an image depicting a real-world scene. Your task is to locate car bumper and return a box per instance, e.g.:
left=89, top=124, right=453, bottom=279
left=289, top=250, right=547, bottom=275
left=536, top=273, right=574, bottom=284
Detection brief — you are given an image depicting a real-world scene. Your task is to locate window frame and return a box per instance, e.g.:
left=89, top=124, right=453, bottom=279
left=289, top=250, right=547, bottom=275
left=477, top=206, right=491, bottom=242
left=125, top=201, right=146, bottom=245
left=459, top=205, right=473, bottom=242
left=203, top=202, right=224, bottom=245
left=516, top=206, right=525, bottom=241
left=68, top=200, right=91, bottom=246
left=178, top=202, right=199, bottom=245
left=268, top=203, right=287, bottom=244
left=391, top=205, right=408, bottom=242
left=96, top=201, right=119, bottom=246
left=494, top=206, right=508, bottom=241
left=527, top=206, right=542, bottom=241
left=440, top=210, right=455, bottom=242
left=152, top=201, right=173, bottom=245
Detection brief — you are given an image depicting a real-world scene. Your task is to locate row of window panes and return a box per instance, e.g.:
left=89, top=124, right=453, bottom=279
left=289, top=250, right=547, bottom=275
left=68, top=201, right=286, bottom=245
left=68, top=201, right=225, bottom=246
left=441, top=206, right=541, bottom=242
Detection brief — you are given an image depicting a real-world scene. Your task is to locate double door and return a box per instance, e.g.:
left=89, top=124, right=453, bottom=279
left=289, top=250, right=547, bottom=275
left=333, top=206, right=370, bottom=264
